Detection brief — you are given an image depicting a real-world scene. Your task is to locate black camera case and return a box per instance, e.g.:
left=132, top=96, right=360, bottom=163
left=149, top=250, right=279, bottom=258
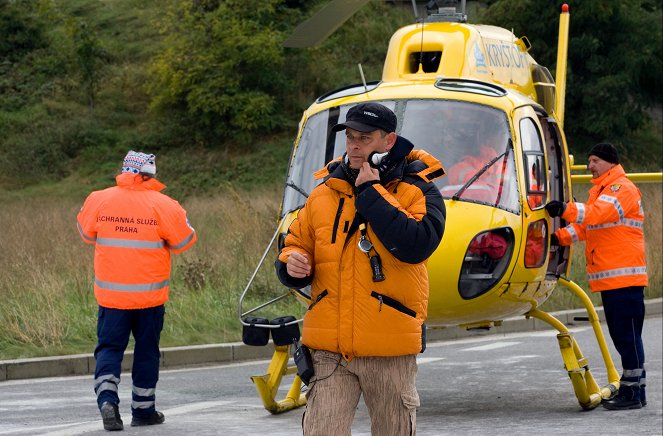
left=294, top=344, right=313, bottom=385
left=270, top=315, right=300, bottom=346
left=242, top=316, right=270, bottom=346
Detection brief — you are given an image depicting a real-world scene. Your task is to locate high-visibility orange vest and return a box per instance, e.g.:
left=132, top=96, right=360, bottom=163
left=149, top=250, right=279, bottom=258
left=555, top=165, right=647, bottom=292
left=77, top=173, right=197, bottom=309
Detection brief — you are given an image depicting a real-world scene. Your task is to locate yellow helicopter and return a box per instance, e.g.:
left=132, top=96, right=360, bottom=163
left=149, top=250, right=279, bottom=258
left=238, top=0, right=662, bottom=414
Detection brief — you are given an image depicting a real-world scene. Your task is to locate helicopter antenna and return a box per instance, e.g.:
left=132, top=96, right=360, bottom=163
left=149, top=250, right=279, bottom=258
left=358, top=63, right=368, bottom=94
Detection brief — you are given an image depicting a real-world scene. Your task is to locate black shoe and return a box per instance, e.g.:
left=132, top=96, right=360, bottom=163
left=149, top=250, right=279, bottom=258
left=131, top=411, right=165, bottom=427
left=100, top=402, right=123, bottom=431
left=602, top=395, right=642, bottom=410
left=641, top=399, right=647, bottom=407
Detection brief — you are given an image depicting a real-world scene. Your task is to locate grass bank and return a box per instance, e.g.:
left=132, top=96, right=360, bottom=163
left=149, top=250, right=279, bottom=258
left=0, top=182, right=660, bottom=360
left=0, top=182, right=304, bottom=359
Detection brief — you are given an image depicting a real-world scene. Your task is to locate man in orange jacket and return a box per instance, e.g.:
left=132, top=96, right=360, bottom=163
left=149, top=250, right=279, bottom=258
left=276, top=103, right=446, bottom=435
left=77, top=151, right=197, bottom=430
left=546, top=143, right=648, bottom=410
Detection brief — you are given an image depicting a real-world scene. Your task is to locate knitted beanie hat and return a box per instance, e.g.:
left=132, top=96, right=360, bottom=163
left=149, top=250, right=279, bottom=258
left=122, top=151, right=156, bottom=175
left=588, top=143, right=619, bottom=164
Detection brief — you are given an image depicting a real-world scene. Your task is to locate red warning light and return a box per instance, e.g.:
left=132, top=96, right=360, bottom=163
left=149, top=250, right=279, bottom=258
left=562, top=4, right=569, bottom=13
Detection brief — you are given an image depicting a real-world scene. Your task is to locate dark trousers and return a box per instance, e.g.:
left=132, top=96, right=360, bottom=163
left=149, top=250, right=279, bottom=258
left=94, top=305, right=165, bottom=416
left=600, top=287, right=646, bottom=399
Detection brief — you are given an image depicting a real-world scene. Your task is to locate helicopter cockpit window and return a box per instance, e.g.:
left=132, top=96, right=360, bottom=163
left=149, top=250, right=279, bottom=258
left=282, top=99, right=519, bottom=216
left=398, top=100, right=519, bottom=213
left=520, top=118, right=547, bottom=209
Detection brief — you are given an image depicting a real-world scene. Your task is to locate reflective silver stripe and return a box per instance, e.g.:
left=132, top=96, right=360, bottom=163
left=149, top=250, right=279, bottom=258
left=587, top=218, right=643, bottom=231
left=640, top=377, right=647, bottom=386
left=94, top=374, right=120, bottom=395
left=77, top=222, right=96, bottom=242
left=132, top=400, right=155, bottom=409
left=623, top=368, right=644, bottom=378
left=96, top=237, right=165, bottom=249
left=95, top=374, right=120, bottom=386
left=587, top=267, right=647, bottom=281
left=575, top=203, right=585, bottom=224
left=95, top=278, right=169, bottom=292
left=598, top=194, right=625, bottom=220
left=620, top=380, right=639, bottom=387
left=565, top=225, right=579, bottom=243
left=133, top=386, right=156, bottom=397
left=170, top=231, right=196, bottom=250
left=96, top=381, right=119, bottom=395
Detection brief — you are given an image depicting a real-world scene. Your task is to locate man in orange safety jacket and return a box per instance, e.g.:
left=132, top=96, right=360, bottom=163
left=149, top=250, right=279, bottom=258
left=276, top=103, right=446, bottom=435
left=77, top=151, right=196, bottom=430
left=545, top=143, right=648, bottom=410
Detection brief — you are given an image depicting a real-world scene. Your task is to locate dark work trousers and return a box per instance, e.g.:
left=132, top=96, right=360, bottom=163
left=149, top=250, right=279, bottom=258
left=94, top=305, right=165, bottom=417
left=600, top=286, right=646, bottom=400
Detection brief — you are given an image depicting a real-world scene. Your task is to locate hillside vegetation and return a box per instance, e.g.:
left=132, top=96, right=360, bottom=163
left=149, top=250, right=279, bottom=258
left=0, top=0, right=661, bottom=193
left=0, top=0, right=661, bottom=359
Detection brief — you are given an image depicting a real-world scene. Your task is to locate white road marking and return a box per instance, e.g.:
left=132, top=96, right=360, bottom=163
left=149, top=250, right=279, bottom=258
left=17, top=400, right=236, bottom=436
left=425, top=325, right=591, bottom=349
left=416, top=357, right=445, bottom=365
left=462, top=341, right=521, bottom=351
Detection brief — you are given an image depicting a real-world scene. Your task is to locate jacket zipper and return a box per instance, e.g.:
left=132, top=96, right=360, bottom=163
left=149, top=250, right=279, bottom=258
left=370, top=291, right=416, bottom=318
left=330, top=198, right=345, bottom=244
left=308, top=289, right=328, bottom=310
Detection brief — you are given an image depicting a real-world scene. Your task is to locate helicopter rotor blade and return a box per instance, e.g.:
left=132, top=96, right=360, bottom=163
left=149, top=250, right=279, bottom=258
left=283, top=0, right=372, bottom=48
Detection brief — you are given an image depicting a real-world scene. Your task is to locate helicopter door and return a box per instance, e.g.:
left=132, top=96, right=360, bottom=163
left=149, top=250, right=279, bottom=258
left=516, top=112, right=549, bottom=271
left=537, top=114, right=572, bottom=277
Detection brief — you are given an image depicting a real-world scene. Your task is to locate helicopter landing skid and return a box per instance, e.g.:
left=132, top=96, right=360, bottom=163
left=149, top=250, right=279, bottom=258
left=526, top=278, right=620, bottom=410
left=250, top=344, right=307, bottom=414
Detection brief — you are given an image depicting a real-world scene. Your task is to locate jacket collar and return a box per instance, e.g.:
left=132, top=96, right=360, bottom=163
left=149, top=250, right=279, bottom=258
left=115, top=172, right=166, bottom=192
left=591, top=164, right=625, bottom=189
left=314, top=147, right=446, bottom=195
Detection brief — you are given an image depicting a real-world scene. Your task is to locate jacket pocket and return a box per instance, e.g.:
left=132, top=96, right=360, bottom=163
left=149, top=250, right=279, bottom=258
left=370, top=291, right=416, bottom=318
left=308, top=289, right=328, bottom=310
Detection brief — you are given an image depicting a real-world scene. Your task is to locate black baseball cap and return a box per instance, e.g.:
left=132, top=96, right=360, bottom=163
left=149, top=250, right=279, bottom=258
left=331, top=102, right=397, bottom=133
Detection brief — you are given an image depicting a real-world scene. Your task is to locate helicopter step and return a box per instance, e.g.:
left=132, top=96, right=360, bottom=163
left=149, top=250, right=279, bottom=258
left=250, top=344, right=307, bottom=414
left=526, top=277, right=621, bottom=410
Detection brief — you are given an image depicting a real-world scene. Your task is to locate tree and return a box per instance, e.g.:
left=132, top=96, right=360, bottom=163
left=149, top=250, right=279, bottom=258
left=0, top=0, right=46, bottom=63
left=480, top=0, right=662, bottom=151
left=65, top=19, right=109, bottom=110
left=149, top=0, right=288, bottom=144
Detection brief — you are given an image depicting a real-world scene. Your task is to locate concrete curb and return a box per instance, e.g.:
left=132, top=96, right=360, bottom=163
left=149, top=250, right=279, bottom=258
left=1, top=298, right=660, bottom=382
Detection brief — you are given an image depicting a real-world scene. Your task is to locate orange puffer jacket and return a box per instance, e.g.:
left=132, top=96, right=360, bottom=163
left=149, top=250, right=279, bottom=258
left=77, top=172, right=197, bottom=309
left=554, top=165, right=647, bottom=292
left=276, top=149, right=446, bottom=360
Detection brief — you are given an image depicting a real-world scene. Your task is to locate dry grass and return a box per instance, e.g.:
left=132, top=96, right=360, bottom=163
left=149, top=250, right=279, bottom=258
left=0, top=184, right=299, bottom=359
left=0, top=182, right=660, bottom=359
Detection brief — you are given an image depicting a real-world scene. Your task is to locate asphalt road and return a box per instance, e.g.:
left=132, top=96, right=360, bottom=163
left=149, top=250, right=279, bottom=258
left=1, top=317, right=661, bottom=436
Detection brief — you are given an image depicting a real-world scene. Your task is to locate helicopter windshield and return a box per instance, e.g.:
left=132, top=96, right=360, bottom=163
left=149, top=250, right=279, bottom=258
left=282, top=99, right=519, bottom=216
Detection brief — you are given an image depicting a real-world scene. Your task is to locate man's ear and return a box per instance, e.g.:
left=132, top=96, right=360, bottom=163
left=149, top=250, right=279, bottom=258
left=384, top=132, right=397, bottom=151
